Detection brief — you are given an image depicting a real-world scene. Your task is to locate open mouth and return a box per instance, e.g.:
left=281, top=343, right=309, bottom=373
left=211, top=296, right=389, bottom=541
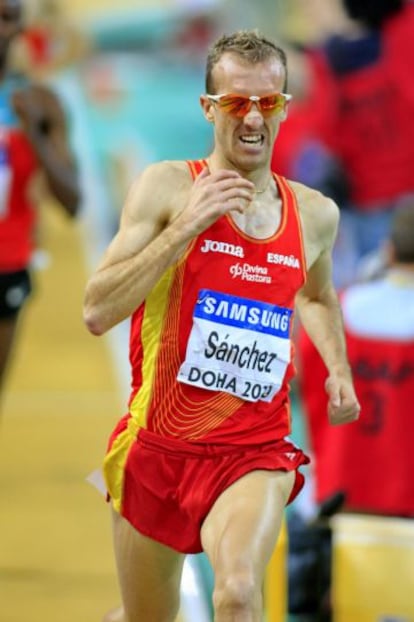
left=239, top=134, right=265, bottom=147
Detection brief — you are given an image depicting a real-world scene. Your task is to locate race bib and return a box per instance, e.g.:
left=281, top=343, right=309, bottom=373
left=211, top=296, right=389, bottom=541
left=177, top=289, right=292, bottom=402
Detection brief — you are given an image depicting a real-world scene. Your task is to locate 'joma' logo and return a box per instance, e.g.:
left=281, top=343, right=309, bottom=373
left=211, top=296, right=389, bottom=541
left=200, top=239, right=244, bottom=257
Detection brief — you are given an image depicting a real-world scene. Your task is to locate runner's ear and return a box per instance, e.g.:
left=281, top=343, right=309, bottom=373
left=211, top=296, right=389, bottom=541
left=200, top=94, right=215, bottom=122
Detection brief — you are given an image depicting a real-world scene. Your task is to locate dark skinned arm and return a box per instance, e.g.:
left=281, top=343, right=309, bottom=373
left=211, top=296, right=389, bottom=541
left=12, top=83, right=81, bottom=217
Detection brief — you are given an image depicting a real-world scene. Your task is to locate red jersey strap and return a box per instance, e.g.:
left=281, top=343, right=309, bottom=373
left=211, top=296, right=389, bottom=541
left=273, top=172, right=307, bottom=283
left=187, top=159, right=208, bottom=179
left=273, top=172, right=298, bottom=222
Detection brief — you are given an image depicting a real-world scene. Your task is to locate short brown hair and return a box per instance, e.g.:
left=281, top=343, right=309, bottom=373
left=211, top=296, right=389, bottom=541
left=205, top=30, right=288, bottom=93
left=391, top=200, right=414, bottom=263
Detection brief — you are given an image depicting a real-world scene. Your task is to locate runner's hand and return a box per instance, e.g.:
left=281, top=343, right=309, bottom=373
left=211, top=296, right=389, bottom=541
left=175, top=165, right=255, bottom=237
left=325, top=375, right=361, bottom=425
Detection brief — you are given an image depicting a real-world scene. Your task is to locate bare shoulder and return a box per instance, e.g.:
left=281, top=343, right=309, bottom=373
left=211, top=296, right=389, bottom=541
left=145, top=159, right=193, bottom=190
left=122, top=159, right=194, bottom=225
left=288, top=179, right=340, bottom=265
left=289, top=180, right=339, bottom=231
left=128, top=160, right=193, bottom=204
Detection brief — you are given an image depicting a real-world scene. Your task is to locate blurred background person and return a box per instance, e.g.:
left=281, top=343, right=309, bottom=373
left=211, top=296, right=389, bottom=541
left=273, top=0, right=414, bottom=288
left=0, top=0, right=81, bottom=402
left=291, top=200, right=414, bottom=621
left=10, top=0, right=91, bottom=80
left=298, top=199, right=414, bottom=519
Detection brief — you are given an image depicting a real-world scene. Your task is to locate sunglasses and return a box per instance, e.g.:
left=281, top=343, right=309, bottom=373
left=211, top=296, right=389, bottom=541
left=206, top=92, right=292, bottom=118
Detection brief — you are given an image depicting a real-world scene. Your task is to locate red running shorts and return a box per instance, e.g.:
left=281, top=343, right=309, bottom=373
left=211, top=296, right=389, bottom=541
left=114, top=427, right=309, bottom=554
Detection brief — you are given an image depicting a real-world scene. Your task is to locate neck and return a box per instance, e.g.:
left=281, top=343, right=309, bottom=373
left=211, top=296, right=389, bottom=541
left=206, top=154, right=272, bottom=194
left=254, top=178, right=272, bottom=194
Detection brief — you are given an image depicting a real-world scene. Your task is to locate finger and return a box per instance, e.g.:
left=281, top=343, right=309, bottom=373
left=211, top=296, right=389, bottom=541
left=219, top=190, right=253, bottom=212
left=221, top=184, right=255, bottom=200
left=329, top=400, right=360, bottom=425
left=196, top=165, right=210, bottom=181
left=206, top=169, right=254, bottom=189
left=212, top=168, right=242, bottom=179
left=217, top=176, right=255, bottom=191
left=197, top=169, right=255, bottom=193
left=325, top=377, right=341, bottom=408
left=209, top=169, right=255, bottom=186
left=224, top=199, right=250, bottom=214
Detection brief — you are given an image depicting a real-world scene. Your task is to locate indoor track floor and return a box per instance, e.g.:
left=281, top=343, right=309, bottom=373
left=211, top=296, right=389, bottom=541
left=0, top=205, right=185, bottom=621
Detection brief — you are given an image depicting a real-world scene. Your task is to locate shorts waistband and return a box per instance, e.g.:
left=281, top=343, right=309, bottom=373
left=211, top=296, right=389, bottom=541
left=136, top=428, right=287, bottom=458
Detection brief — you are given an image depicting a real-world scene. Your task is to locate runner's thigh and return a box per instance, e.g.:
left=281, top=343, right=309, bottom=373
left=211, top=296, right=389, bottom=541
left=111, top=509, right=185, bottom=622
left=201, top=469, right=295, bottom=578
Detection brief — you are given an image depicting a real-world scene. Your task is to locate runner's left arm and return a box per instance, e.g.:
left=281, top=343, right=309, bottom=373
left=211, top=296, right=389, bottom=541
left=295, top=196, right=360, bottom=425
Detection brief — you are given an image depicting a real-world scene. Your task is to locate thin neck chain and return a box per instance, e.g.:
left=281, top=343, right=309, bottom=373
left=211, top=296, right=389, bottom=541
left=254, top=179, right=272, bottom=194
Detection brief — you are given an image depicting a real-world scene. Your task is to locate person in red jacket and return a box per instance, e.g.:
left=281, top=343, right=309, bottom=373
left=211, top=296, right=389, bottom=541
left=272, top=0, right=414, bottom=287
left=298, top=199, right=414, bottom=517
left=0, top=0, right=81, bottom=400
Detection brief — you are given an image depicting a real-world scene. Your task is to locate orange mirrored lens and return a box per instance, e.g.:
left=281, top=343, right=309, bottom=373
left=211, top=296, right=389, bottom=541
left=216, top=94, right=287, bottom=117
left=218, top=95, right=250, bottom=116
left=259, top=94, right=285, bottom=113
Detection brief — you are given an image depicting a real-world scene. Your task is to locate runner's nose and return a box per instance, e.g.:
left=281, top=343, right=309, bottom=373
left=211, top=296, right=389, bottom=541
left=243, top=104, right=264, bottom=126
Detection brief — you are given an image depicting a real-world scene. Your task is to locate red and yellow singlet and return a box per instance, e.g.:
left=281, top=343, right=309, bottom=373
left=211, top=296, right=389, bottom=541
left=104, top=160, right=307, bottom=506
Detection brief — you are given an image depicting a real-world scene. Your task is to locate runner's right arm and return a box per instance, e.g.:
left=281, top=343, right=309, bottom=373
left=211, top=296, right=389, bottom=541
left=83, top=162, right=255, bottom=335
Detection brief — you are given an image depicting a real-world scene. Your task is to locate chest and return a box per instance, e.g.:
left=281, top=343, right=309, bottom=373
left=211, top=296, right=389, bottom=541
left=181, top=212, right=305, bottom=308
left=229, top=197, right=282, bottom=239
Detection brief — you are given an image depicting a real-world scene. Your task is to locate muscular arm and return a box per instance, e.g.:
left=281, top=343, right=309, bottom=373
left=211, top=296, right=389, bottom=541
left=84, top=162, right=255, bottom=335
left=12, top=84, right=81, bottom=216
left=296, top=250, right=349, bottom=376
left=295, top=190, right=360, bottom=424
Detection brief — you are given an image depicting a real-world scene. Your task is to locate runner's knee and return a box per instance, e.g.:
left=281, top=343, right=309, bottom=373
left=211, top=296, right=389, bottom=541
left=213, top=570, right=261, bottom=618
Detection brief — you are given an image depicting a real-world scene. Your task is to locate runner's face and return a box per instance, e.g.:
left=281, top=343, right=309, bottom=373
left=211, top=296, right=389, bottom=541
left=201, top=53, right=288, bottom=172
left=0, top=0, right=22, bottom=54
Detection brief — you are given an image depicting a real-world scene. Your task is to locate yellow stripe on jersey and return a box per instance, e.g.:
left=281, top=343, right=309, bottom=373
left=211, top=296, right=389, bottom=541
left=129, top=267, right=177, bottom=425
left=103, top=266, right=176, bottom=511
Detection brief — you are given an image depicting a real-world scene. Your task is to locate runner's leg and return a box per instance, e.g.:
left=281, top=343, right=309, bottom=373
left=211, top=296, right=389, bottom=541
left=106, top=509, right=185, bottom=622
left=201, top=469, right=295, bottom=622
